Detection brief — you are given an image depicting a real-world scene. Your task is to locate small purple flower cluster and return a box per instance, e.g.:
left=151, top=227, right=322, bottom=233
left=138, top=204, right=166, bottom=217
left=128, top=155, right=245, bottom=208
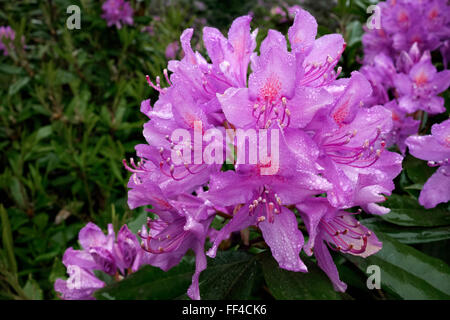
left=0, top=26, right=16, bottom=56
left=360, top=0, right=450, bottom=208
left=54, top=223, right=142, bottom=300
left=362, top=0, right=450, bottom=65
left=101, top=0, right=134, bottom=29
left=124, top=8, right=404, bottom=298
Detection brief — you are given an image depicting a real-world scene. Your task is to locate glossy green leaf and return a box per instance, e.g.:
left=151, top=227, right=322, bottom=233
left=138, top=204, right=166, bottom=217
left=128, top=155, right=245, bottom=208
left=345, top=232, right=450, bottom=299
left=380, top=194, right=450, bottom=227
left=261, top=253, right=341, bottom=300
left=198, top=251, right=262, bottom=300
left=362, top=218, right=450, bottom=244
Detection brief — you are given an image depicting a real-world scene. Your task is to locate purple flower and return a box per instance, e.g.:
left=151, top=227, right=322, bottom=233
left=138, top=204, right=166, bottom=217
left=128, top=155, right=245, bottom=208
left=114, top=225, right=143, bottom=272
left=0, top=26, right=16, bottom=56
left=306, top=72, right=403, bottom=214
left=382, top=100, right=420, bottom=154
left=138, top=193, right=216, bottom=300
left=165, top=41, right=179, bottom=60
left=54, top=265, right=105, bottom=300
left=297, top=198, right=382, bottom=291
left=101, top=0, right=134, bottom=29
left=218, top=9, right=343, bottom=130
left=55, top=222, right=143, bottom=299
left=393, top=54, right=450, bottom=114
left=141, top=25, right=155, bottom=36
left=405, top=120, right=450, bottom=208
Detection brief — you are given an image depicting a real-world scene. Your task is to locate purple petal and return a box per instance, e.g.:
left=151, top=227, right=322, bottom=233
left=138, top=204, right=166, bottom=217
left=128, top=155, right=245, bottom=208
left=406, top=135, right=449, bottom=161
left=288, top=8, right=317, bottom=55
left=419, top=167, right=450, bottom=209
left=314, top=240, right=347, bottom=292
left=218, top=87, right=254, bottom=128
left=330, top=72, right=372, bottom=126
left=54, top=266, right=105, bottom=300
left=187, top=241, right=207, bottom=300
left=62, top=247, right=97, bottom=270
left=296, top=198, right=332, bottom=255
left=288, top=87, right=332, bottom=128
left=78, top=222, right=107, bottom=250
left=259, top=207, right=307, bottom=272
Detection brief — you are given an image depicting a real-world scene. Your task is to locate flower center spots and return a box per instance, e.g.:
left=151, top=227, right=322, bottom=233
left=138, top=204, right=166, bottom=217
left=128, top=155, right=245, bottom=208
left=331, top=98, right=351, bottom=126
left=252, top=74, right=291, bottom=129
left=414, top=71, right=428, bottom=86
left=260, top=74, right=281, bottom=103
left=429, top=8, right=438, bottom=20
left=445, top=136, right=450, bottom=148
left=391, top=111, right=400, bottom=121
left=397, top=10, right=409, bottom=24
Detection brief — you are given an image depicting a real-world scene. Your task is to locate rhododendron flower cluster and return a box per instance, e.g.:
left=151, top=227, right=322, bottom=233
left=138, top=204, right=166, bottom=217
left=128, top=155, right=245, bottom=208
left=124, top=8, right=404, bottom=299
left=101, top=0, right=134, bottom=29
left=54, top=223, right=142, bottom=300
left=360, top=0, right=450, bottom=154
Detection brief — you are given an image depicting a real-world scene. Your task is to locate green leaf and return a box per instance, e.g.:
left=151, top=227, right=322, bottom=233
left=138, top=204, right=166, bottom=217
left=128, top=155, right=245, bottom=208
left=346, top=231, right=450, bottom=299
left=404, top=155, right=436, bottom=186
left=49, top=257, right=66, bottom=285
left=261, top=253, right=341, bottom=300
left=127, top=208, right=148, bottom=234
left=10, top=176, right=27, bottom=209
left=0, top=64, right=23, bottom=75
left=362, top=218, right=450, bottom=244
left=346, top=20, right=363, bottom=47
left=0, top=205, right=17, bottom=274
left=35, top=125, right=52, bottom=142
left=94, top=259, right=194, bottom=300
left=23, top=274, right=43, bottom=300
left=9, top=77, right=30, bottom=96
left=198, top=251, right=262, bottom=299
left=380, top=194, right=450, bottom=227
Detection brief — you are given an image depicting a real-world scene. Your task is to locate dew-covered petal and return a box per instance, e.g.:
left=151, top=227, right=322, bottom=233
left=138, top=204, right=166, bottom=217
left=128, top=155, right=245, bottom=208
left=259, top=207, right=307, bottom=272
left=288, top=87, right=332, bottom=128
left=288, top=7, right=317, bottom=55
left=419, top=167, right=450, bottom=209
left=218, top=87, right=254, bottom=128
